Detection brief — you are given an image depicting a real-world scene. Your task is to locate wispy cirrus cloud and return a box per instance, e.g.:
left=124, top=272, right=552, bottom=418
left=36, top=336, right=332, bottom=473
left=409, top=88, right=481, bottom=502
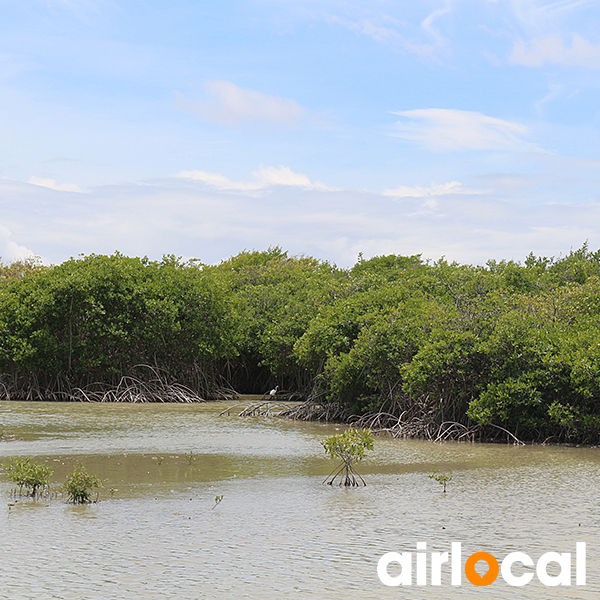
left=174, top=81, right=307, bottom=127
left=0, top=53, right=36, bottom=82
left=177, top=165, right=333, bottom=193
left=327, top=4, right=451, bottom=59
left=420, top=5, right=451, bottom=46
left=390, top=108, right=545, bottom=152
left=331, top=17, right=438, bottom=58
left=508, top=0, right=598, bottom=29
left=510, top=34, right=600, bottom=68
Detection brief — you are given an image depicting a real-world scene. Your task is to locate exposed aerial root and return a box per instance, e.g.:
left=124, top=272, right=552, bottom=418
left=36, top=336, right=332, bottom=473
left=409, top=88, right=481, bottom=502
left=277, top=391, right=350, bottom=422
left=219, top=401, right=294, bottom=417
left=0, top=366, right=205, bottom=403
left=277, top=394, right=525, bottom=445
left=323, top=461, right=367, bottom=487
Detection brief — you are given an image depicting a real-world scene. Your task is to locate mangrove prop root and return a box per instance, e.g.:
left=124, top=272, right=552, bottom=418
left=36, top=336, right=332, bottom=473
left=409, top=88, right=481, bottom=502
left=278, top=391, right=350, bottom=422
left=281, top=394, right=525, bottom=444
left=0, top=366, right=206, bottom=403
left=219, top=401, right=294, bottom=417
left=323, top=461, right=366, bottom=487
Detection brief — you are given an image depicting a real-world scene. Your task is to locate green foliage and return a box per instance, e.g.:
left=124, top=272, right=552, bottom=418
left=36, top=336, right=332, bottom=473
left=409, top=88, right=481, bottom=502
left=212, top=494, right=224, bottom=509
left=212, top=249, right=349, bottom=389
left=468, top=376, right=543, bottom=426
left=0, top=256, right=45, bottom=286
left=322, top=427, right=374, bottom=460
left=429, top=468, right=452, bottom=493
left=321, top=428, right=374, bottom=486
left=62, top=464, right=102, bottom=504
left=3, top=456, right=53, bottom=497
left=351, top=253, right=424, bottom=286
left=1, top=245, right=600, bottom=442
left=402, top=330, right=485, bottom=412
left=0, top=253, right=236, bottom=394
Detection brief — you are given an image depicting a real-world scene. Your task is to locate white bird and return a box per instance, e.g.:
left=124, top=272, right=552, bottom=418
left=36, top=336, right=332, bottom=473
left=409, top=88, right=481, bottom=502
left=269, top=385, right=279, bottom=398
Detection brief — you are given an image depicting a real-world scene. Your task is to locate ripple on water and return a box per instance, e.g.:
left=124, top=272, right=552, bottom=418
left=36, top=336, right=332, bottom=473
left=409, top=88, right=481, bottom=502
left=0, top=402, right=598, bottom=599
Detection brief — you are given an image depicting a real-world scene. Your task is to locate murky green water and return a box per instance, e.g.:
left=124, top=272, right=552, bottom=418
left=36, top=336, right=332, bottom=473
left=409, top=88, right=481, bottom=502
left=0, top=401, right=598, bottom=599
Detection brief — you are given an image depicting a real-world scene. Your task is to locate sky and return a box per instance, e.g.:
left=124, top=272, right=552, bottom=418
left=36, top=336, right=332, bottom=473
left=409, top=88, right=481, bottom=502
left=2, top=0, right=600, bottom=266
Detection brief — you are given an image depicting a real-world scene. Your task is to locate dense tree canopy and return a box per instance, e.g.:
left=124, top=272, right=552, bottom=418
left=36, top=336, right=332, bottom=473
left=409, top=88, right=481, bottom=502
left=2, top=244, right=600, bottom=442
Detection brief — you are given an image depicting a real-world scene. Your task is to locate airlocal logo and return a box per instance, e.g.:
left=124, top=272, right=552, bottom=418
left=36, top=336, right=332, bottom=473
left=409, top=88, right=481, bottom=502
left=378, top=542, right=586, bottom=587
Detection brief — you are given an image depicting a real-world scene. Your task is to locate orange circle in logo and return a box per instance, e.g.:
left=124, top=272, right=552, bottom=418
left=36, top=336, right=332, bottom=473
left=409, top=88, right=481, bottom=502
left=464, top=552, right=499, bottom=586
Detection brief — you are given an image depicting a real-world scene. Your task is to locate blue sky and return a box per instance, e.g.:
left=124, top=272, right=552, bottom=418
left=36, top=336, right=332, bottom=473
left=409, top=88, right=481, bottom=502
left=2, top=0, right=600, bottom=266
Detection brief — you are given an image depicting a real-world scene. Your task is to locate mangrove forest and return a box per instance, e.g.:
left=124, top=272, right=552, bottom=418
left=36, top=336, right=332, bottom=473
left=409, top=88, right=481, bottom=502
left=1, top=244, right=600, bottom=444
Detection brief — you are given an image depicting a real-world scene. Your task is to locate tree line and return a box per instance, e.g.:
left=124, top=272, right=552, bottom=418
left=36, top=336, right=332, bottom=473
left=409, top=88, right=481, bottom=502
left=1, top=244, right=600, bottom=443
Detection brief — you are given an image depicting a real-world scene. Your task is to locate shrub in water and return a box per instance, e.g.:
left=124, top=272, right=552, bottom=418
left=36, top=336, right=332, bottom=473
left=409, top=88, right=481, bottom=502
left=321, top=428, right=374, bottom=487
left=63, top=464, right=102, bottom=504
left=3, top=456, right=53, bottom=497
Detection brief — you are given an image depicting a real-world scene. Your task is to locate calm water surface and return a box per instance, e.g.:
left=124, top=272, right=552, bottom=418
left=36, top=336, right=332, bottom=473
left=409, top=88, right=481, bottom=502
left=0, top=401, right=598, bottom=599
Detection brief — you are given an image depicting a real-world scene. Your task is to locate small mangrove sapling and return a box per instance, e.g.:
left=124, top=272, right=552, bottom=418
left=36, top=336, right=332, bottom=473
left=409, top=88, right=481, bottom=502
left=321, top=428, right=374, bottom=487
left=429, top=468, right=452, bottom=493
left=3, top=456, right=53, bottom=497
left=63, top=463, right=102, bottom=504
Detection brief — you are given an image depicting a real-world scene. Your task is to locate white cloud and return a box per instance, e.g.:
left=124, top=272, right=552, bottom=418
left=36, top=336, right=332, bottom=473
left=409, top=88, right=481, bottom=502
left=0, top=224, right=36, bottom=262
left=256, top=165, right=315, bottom=187
left=534, top=83, right=563, bottom=113
left=0, top=53, right=36, bottom=82
left=510, top=34, right=600, bottom=68
left=177, top=165, right=332, bottom=193
left=420, top=5, right=451, bottom=46
left=174, top=81, right=306, bottom=126
left=28, top=176, right=85, bottom=193
left=328, top=4, right=451, bottom=59
left=383, top=181, right=480, bottom=198
left=509, top=0, right=596, bottom=29
left=177, top=170, right=257, bottom=192
left=2, top=172, right=600, bottom=269
left=333, top=17, right=437, bottom=57
left=390, top=109, right=545, bottom=152
left=178, top=168, right=481, bottom=205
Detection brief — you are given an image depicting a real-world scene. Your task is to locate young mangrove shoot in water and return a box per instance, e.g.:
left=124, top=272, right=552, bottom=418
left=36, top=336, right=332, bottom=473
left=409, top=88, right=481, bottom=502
left=321, top=428, right=374, bottom=487
left=2, top=456, right=53, bottom=497
left=429, top=468, right=452, bottom=493
left=63, top=463, right=102, bottom=504
left=212, top=495, right=224, bottom=509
